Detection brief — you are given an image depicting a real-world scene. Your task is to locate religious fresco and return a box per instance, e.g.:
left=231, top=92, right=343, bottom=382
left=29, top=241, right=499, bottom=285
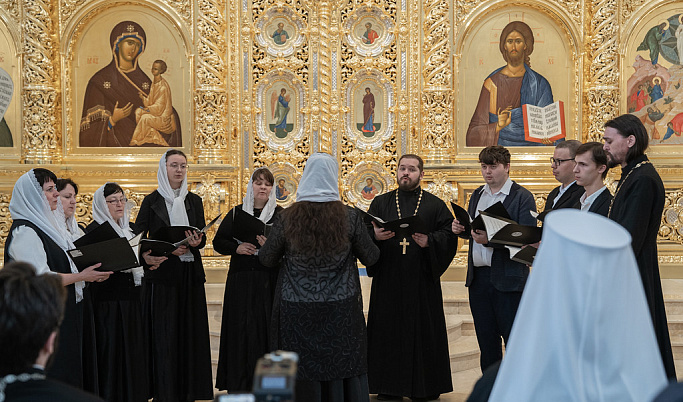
left=268, top=162, right=300, bottom=207
left=344, top=162, right=394, bottom=210
left=69, top=10, right=191, bottom=152
left=344, top=72, right=393, bottom=151
left=625, top=10, right=683, bottom=145
left=257, top=75, right=306, bottom=150
left=343, top=6, right=394, bottom=57
left=458, top=8, right=577, bottom=149
left=355, top=82, right=382, bottom=137
left=0, top=28, right=18, bottom=151
left=254, top=8, right=306, bottom=58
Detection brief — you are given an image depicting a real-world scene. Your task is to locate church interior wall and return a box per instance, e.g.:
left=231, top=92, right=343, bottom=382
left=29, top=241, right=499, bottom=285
left=0, top=0, right=682, bottom=280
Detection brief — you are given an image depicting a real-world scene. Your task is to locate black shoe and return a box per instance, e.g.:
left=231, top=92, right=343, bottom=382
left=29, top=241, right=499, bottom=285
left=377, top=394, right=402, bottom=401
left=411, top=395, right=440, bottom=401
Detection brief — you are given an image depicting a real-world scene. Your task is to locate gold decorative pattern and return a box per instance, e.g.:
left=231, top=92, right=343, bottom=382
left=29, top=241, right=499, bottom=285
left=60, top=0, right=87, bottom=28
left=3, top=0, right=683, bottom=269
left=195, top=0, right=229, bottom=163
left=0, top=193, right=11, bottom=248
left=421, top=0, right=453, bottom=162
left=22, top=0, right=61, bottom=163
left=424, top=171, right=457, bottom=204
left=161, top=0, right=192, bottom=26
left=586, top=89, right=619, bottom=142
left=0, top=0, right=20, bottom=21
left=584, top=0, right=619, bottom=141
left=193, top=173, right=223, bottom=256
left=660, top=189, right=683, bottom=244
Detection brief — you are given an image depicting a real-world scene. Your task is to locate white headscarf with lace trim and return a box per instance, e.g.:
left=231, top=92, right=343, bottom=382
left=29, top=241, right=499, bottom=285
left=9, top=170, right=84, bottom=302
left=92, top=183, right=144, bottom=285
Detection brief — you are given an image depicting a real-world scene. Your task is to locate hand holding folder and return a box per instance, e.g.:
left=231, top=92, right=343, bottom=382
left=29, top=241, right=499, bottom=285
left=68, top=222, right=141, bottom=272
left=231, top=208, right=272, bottom=248
left=356, top=207, right=428, bottom=239
left=139, top=214, right=222, bottom=257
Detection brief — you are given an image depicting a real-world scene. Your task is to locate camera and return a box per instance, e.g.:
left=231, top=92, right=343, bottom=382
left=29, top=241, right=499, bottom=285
left=252, top=350, right=298, bottom=402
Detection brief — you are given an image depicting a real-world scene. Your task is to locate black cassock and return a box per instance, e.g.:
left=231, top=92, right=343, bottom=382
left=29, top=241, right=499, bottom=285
left=366, top=187, right=458, bottom=398
left=609, top=154, right=676, bottom=379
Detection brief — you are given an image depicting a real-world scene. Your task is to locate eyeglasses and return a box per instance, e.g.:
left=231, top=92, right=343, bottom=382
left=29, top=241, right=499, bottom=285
left=105, top=198, right=127, bottom=205
left=550, top=157, right=575, bottom=166
left=168, top=163, right=188, bottom=170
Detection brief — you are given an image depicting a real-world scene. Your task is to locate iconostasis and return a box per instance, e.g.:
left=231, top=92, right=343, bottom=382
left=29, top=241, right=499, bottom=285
left=0, top=0, right=682, bottom=278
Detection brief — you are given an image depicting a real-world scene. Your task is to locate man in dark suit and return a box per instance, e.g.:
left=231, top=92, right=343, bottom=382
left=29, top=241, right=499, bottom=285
left=543, top=140, right=584, bottom=216
left=451, top=145, right=536, bottom=372
left=0, top=261, right=103, bottom=401
left=571, top=141, right=612, bottom=216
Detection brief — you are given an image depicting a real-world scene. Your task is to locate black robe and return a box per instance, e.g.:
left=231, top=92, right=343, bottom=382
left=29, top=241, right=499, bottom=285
left=134, top=190, right=213, bottom=401
left=84, top=221, right=148, bottom=402
left=4, top=220, right=98, bottom=393
left=608, top=154, right=676, bottom=379
left=213, top=205, right=282, bottom=392
left=366, top=187, right=458, bottom=398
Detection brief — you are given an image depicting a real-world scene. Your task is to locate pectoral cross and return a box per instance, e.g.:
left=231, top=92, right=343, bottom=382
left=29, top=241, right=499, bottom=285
left=400, top=238, right=409, bottom=255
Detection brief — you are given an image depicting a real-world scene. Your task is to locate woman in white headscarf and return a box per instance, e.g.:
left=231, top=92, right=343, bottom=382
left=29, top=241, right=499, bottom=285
left=56, top=178, right=85, bottom=241
left=484, top=209, right=668, bottom=402
left=85, top=182, right=148, bottom=401
left=259, top=153, right=380, bottom=402
left=4, top=168, right=110, bottom=391
left=134, top=149, right=213, bottom=401
left=213, top=167, right=282, bottom=393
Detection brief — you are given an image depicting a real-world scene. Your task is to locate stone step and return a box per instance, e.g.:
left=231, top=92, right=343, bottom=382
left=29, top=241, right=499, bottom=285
left=449, top=335, right=480, bottom=373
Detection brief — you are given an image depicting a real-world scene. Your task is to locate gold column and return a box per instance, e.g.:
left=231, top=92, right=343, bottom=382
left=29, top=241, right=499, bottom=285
left=584, top=0, right=619, bottom=142
left=22, top=0, right=61, bottom=164
left=420, top=0, right=453, bottom=163
left=317, top=1, right=334, bottom=154
left=194, top=0, right=229, bottom=164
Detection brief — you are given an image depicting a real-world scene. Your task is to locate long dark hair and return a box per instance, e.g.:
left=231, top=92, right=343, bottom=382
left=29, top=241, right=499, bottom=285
left=281, top=201, right=349, bottom=255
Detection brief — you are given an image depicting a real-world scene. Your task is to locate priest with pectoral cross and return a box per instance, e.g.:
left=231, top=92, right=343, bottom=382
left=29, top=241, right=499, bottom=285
left=365, top=154, right=458, bottom=401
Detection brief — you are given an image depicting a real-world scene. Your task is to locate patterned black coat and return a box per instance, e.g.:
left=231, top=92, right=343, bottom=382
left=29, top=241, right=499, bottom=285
left=259, top=206, right=379, bottom=381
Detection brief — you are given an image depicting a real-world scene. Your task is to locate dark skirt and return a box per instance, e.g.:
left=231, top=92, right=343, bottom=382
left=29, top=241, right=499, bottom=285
left=49, top=284, right=99, bottom=394
left=142, top=261, right=213, bottom=401
left=89, top=272, right=148, bottom=401
left=216, top=265, right=278, bottom=392
left=296, top=373, right=370, bottom=402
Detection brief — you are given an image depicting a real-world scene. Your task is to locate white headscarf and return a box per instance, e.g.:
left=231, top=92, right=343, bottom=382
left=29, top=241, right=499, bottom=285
left=156, top=149, right=190, bottom=227
left=93, top=183, right=144, bottom=285
left=489, top=209, right=667, bottom=402
left=10, top=170, right=84, bottom=302
left=156, top=149, right=192, bottom=262
left=242, top=169, right=278, bottom=223
left=295, top=153, right=340, bottom=202
left=53, top=194, right=82, bottom=242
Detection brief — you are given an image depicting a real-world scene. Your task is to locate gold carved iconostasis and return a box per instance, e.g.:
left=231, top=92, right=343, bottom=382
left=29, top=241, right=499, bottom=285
left=1, top=0, right=683, bottom=279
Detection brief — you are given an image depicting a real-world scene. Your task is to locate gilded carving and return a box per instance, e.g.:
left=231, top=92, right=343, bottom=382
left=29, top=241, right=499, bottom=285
left=194, top=90, right=229, bottom=163
left=586, top=89, right=619, bottom=142
left=424, top=171, right=457, bottom=204
left=421, top=90, right=454, bottom=161
left=23, top=90, right=59, bottom=162
left=22, top=0, right=60, bottom=163
left=0, top=193, right=10, bottom=248
left=0, top=0, right=20, bottom=21
left=660, top=189, right=683, bottom=244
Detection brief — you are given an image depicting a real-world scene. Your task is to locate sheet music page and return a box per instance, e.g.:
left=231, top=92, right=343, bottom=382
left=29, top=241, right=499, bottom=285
left=481, top=214, right=510, bottom=240
left=505, top=245, right=522, bottom=257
